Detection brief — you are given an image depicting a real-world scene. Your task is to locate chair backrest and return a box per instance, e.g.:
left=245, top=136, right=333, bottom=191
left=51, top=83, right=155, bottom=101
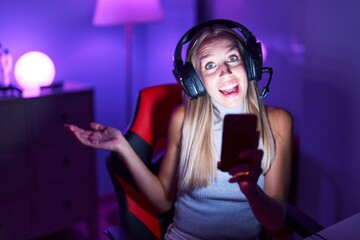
left=106, top=83, right=182, bottom=240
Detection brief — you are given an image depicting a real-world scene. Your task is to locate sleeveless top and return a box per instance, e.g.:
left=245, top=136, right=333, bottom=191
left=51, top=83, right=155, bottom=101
left=165, top=100, right=265, bottom=240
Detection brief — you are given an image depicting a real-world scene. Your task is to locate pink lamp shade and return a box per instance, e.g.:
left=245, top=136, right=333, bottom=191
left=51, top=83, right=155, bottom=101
left=93, top=0, right=163, bottom=25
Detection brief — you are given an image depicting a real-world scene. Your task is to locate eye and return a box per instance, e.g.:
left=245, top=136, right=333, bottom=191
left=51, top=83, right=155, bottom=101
left=228, top=54, right=239, bottom=63
left=205, top=62, right=216, bottom=70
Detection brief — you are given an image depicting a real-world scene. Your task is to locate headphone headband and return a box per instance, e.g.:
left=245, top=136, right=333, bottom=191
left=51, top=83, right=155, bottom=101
left=174, top=19, right=254, bottom=61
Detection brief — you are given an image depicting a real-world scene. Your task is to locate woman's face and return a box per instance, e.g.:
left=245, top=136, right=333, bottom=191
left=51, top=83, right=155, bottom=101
left=196, top=36, right=248, bottom=108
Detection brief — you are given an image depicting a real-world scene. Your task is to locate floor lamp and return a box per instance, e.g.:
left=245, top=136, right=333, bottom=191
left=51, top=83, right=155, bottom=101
left=93, top=0, right=163, bottom=122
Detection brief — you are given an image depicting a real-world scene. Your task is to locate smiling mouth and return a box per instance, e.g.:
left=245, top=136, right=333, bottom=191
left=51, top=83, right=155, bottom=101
left=219, top=84, right=239, bottom=95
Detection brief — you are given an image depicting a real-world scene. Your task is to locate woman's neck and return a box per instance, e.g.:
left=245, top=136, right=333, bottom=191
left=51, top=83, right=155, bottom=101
left=211, top=98, right=244, bottom=119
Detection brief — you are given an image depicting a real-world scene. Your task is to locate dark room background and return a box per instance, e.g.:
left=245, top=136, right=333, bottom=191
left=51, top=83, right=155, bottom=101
left=1, top=0, right=359, bottom=230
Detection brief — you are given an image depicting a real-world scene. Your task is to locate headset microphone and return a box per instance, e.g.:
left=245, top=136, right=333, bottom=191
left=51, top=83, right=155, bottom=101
left=260, top=67, right=273, bottom=99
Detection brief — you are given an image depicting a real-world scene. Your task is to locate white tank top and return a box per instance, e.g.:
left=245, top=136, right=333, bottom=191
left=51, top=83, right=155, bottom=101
left=165, top=100, right=265, bottom=240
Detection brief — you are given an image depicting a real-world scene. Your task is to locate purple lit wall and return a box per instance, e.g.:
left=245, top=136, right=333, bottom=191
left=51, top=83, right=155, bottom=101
left=300, top=1, right=360, bottom=228
left=210, top=0, right=360, bottom=230
left=1, top=0, right=360, bottom=231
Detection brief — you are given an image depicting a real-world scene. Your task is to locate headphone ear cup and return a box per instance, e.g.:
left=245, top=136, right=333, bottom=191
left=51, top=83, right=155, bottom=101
left=245, top=41, right=263, bottom=81
left=185, top=63, right=206, bottom=98
left=172, top=61, right=206, bottom=99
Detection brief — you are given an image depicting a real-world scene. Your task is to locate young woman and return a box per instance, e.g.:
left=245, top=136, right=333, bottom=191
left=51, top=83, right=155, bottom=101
left=65, top=20, right=293, bottom=240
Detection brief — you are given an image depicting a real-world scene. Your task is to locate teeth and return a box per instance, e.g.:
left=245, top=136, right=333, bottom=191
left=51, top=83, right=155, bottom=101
left=219, top=83, right=238, bottom=91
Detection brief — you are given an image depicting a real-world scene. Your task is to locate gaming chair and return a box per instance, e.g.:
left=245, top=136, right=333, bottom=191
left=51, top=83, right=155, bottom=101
left=104, top=83, right=182, bottom=240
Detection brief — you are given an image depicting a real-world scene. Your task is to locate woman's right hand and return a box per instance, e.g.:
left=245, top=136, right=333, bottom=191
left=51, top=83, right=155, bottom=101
left=64, top=122, right=125, bottom=152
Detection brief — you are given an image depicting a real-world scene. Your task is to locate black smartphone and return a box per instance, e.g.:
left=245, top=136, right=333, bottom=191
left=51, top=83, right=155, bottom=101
left=219, top=114, right=259, bottom=172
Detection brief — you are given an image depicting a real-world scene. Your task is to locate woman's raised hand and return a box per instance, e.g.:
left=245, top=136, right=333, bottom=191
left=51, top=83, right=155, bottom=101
left=64, top=122, right=125, bottom=152
left=228, top=148, right=264, bottom=196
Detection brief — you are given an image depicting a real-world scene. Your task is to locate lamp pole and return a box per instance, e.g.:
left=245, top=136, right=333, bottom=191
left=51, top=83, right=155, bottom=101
left=124, top=23, right=133, bottom=122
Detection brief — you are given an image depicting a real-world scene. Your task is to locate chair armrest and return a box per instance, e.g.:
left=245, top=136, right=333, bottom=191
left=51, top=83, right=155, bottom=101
left=103, top=225, right=132, bottom=240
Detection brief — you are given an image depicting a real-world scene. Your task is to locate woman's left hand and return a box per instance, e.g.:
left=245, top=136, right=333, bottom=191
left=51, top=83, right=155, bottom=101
left=228, top=148, right=263, bottom=196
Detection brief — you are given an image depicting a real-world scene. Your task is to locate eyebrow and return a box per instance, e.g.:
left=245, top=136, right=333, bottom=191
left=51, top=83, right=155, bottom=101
left=199, top=44, right=237, bottom=61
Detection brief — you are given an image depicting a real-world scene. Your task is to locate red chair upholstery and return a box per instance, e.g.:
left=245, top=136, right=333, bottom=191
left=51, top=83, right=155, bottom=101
left=104, top=84, right=182, bottom=240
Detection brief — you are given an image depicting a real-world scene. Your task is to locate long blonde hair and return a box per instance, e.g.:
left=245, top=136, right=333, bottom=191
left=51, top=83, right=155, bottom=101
left=178, top=24, right=275, bottom=191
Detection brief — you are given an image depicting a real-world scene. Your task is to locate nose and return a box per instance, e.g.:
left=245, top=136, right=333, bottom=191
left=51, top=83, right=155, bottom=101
left=219, top=62, right=232, bottom=76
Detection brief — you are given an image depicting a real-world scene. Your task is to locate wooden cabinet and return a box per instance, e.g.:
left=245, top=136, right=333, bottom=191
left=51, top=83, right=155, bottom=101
left=0, top=82, right=98, bottom=240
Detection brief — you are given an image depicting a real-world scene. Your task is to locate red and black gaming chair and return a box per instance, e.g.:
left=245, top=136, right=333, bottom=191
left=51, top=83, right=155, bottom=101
left=103, top=83, right=323, bottom=240
left=104, top=83, right=182, bottom=240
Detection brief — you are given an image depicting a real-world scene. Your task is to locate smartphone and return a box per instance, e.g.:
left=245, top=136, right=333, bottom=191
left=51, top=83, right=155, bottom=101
left=219, top=114, right=259, bottom=172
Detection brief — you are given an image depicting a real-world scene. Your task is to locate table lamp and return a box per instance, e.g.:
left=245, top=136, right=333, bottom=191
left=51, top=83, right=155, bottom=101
left=14, top=51, right=55, bottom=97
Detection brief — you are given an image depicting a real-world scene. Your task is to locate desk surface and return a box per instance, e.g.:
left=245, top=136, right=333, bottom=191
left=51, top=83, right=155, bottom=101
left=305, top=212, right=360, bottom=239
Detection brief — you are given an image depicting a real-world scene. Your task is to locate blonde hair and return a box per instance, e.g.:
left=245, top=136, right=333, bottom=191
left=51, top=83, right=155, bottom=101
left=178, top=24, right=275, bottom=191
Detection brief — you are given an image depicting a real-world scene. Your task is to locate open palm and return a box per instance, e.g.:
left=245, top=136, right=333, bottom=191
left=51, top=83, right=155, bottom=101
left=65, top=122, right=124, bottom=152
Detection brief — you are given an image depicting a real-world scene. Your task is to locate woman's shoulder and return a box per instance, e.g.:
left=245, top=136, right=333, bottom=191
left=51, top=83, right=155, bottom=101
left=172, top=104, right=184, bottom=119
left=266, top=106, right=292, bottom=118
left=265, top=106, right=293, bottom=131
left=169, top=104, right=185, bottom=129
left=167, top=105, right=184, bottom=145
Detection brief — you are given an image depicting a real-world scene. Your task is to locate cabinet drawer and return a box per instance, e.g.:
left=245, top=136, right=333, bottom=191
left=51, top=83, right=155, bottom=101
left=0, top=151, right=30, bottom=197
left=0, top=101, right=27, bottom=146
left=34, top=144, right=95, bottom=188
left=28, top=92, right=93, bottom=146
left=0, top=198, right=31, bottom=240
left=32, top=183, right=97, bottom=231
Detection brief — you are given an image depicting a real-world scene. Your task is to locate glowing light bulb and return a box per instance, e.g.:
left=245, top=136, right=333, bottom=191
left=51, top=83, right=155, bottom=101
left=14, top=51, right=55, bottom=97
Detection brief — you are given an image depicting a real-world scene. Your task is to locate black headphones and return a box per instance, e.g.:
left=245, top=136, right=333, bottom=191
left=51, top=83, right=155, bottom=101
left=172, top=19, right=272, bottom=99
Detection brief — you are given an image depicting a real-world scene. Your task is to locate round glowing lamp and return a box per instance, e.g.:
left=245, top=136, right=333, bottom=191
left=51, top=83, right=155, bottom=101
left=14, top=51, right=55, bottom=97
